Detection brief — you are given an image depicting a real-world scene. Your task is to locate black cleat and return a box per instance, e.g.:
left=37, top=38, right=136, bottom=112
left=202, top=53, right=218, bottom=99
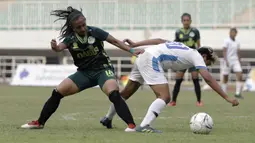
left=235, top=94, right=244, bottom=99
left=100, top=117, right=112, bottom=129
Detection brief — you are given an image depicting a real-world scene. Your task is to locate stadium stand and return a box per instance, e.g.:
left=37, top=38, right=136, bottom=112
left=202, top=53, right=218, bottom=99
left=0, top=0, right=254, bottom=30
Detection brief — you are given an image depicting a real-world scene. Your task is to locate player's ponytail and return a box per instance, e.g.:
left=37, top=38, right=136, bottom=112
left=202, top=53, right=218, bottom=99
left=51, top=6, right=84, bottom=39
left=198, top=46, right=218, bottom=65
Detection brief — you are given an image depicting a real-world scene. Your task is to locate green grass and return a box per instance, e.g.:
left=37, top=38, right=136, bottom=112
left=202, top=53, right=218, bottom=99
left=0, top=85, right=254, bottom=143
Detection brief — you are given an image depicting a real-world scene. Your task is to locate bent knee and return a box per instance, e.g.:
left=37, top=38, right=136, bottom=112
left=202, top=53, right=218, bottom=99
left=161, top=96, right=171, bottom=104
left=120, top=92, right=131, bottom=100
left=157, top=93, right=171, bottom=104
left=102, top=79, right=119, bottom=95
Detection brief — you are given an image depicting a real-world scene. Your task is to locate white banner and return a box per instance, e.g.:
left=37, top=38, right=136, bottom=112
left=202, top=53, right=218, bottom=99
left=243, top=69, right=255, bottom=91
left=11, top=64, right=77, bottom=86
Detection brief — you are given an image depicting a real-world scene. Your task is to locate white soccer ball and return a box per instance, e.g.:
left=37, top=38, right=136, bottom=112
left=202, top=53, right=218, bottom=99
left=190, top=112, right=213, bottom=134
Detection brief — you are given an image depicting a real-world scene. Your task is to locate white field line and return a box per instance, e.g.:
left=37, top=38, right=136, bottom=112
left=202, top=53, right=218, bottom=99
left=60, top=112, right=80, bottom=121
left=225, top=115, right=251, bottom=119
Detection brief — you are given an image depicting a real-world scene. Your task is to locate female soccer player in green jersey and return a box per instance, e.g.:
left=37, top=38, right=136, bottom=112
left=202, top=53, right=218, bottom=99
left=21, top=6, right=144, bottom=132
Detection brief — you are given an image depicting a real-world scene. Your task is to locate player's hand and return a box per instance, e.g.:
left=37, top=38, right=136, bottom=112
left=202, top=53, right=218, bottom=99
left=50, top=39, right=58, bottom=51
left=123, top=39, right=136, bottom=47
left=226, top=98, right=239, bottom=106
left=232, top=99, right=239, bottom=106
left=130, top=49, right=144, bottom=56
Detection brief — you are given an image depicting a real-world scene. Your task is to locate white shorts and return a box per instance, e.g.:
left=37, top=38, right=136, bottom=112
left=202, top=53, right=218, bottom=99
left=222, top=60, right=242, bottom=75
left=129, top=52, right=168, bottom=85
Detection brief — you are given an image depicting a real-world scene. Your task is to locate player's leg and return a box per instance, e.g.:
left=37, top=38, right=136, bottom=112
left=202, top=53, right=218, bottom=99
left=190, top=68, right=202, bottom=106
left=221, top=61, right=230, bottom=93
left=21, top=71, right=94, bottom=129
left=36, top=78, right=79, bottom=127
left=135, top=59, right=170, bottom=133
left=169, top=70, right=185, bottom=106
left=98, top=68, right=136, bottom=131
left=101, top=79, right=141, bottom=129
left=233, top=61, right=244, bottom=98
left=222, top=74, right=229, bottom=93
left=137, top=83, right=170, bottom=133
left=235, top=72, right=243, bottom=97
left=100, top=61, right=143, bottom=129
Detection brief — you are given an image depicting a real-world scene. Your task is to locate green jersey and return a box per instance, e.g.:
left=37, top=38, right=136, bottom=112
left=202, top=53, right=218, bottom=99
left=63, top=26, right=112, bottom=70
left=174, top=27, right=200, bottom=49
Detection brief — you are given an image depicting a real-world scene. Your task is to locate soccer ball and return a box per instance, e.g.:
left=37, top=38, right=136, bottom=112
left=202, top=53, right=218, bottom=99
left=189, top=112, right=213, bottom=134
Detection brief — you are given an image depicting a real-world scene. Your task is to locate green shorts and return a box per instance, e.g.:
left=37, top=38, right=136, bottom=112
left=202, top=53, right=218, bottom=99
left=68, top=68, right=116, bottom=91
left=179, top=67, right=197, bottom=73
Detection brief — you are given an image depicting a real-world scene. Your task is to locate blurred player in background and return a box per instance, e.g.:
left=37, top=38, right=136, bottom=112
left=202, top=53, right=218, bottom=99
left=169, top=13, right=202, bottom=106
left=101, top=39, right=239, bottom=133
left=20, top=6, right=144, bottom=131
left=221, top=28, right=244, bottom=99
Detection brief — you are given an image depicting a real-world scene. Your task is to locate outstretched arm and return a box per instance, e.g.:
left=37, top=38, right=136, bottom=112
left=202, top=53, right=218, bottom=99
left=199, top=69, right=239, bottom=106
left=106, top=34, right=144, bottom=56
left=106, top=35, right=132, bottom=52
left=124, top=38, right=168, bottom=48
left=91, top=27, right=144, bottom=55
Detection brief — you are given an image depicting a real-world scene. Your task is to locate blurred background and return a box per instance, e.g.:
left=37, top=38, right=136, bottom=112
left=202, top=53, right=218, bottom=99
left=0, top=0, right=255, bottom=90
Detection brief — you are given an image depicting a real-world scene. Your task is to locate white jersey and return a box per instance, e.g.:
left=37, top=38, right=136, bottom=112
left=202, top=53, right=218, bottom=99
left=145, top=42, right=207, bottom=71
left=223, top=37, right=240, bottom=61
left=129, top=42, right=207, bottom=85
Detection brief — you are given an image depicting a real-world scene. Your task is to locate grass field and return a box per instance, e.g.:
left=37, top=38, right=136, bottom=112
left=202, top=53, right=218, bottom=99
left=0, top=85, right=254, bottom=143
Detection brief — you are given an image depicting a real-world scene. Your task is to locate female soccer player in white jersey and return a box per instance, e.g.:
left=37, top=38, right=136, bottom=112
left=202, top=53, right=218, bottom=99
left=100, top=39, right=239, bottom=133
left=222, top=28, right=244, bottom=98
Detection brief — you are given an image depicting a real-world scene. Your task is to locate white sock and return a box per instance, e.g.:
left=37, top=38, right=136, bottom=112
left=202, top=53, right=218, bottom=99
left=236, top=81, right=243, bottom=95
left=106, top=104, right=116, bottom=120
left=222, top=83, right=227, bottom=93
left=140, top=98, right=166, bottom=127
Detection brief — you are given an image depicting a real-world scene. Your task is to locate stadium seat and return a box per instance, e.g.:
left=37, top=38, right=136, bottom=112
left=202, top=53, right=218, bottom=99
left=0, top=0, right=253, bottom=30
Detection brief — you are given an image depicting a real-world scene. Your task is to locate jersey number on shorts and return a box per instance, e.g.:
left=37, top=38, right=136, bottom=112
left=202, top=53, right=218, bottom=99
left=105, top=70, right=114, bottom=77
left=165, top=42, right=189, bottom=50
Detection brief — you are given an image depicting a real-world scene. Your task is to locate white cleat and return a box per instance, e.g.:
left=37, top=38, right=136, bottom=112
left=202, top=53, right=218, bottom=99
left=20, top=120, right=44, bottom=129
left=124, top=127, right=136, bottom=132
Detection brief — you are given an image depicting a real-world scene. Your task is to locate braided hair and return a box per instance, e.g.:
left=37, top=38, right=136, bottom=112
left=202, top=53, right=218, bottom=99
left=51, top=6, right=85, bottom=40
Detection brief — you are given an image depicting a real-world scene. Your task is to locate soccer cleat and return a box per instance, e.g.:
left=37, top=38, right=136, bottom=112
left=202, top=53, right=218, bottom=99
left=168, top=101, right=176, bottom=106
left=124, top=127, right=136, bottom=132
left=100, top=117, right=112, bottom=129
left=196, top=101, right=203, bottom=106
left=21, top=120, right=44, bottom=129
left=136, top=125, right=162, bottom=133
left=235, top=94, right=244, bottom=99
